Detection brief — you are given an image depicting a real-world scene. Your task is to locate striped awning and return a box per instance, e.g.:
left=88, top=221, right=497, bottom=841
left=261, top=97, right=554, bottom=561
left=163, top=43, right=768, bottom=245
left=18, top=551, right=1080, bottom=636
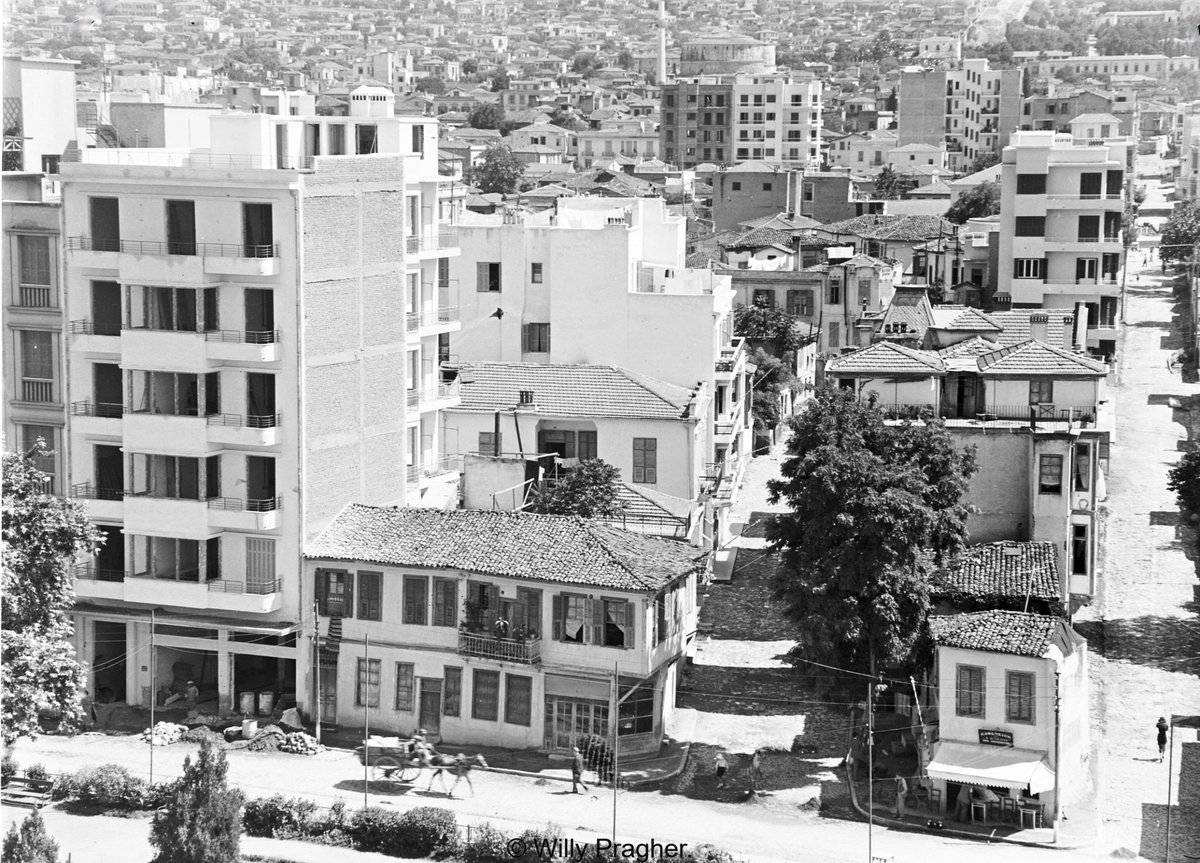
left=927, top=741, right=1055, bottom=794
left=320, top=616, right=343, bottom=655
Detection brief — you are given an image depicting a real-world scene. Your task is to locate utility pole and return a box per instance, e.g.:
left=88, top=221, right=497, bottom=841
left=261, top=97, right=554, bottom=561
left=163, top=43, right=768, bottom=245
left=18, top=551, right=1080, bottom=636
left=1165, top=716, right=1175, bottom=863
left=313, top=598, right=322, bottom=744
left=1052, top=670, right=1061, bottom=844
left=867, top=652, right=875, bottom=863
left=149, top=608, right=155, bottom=785
left=363, top=633, right=370, bottom=809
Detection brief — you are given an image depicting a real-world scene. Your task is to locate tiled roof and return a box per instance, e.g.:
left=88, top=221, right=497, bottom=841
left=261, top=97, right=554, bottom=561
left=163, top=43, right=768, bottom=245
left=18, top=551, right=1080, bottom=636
left=931, top=542, right=1060, bottom=603
left=817, top=214, right=958, bottom=243
left=878, top=287, right=933, bottom=340
left=937, top=336, right=1001, bottom=359
left=930, top=610, right=1067, bottom=658
left=307, top=504, right=707, bottom=591
left=930, top=306, right=1003, bottom=333
left=723, top=225, right=794, bottom=251
left=827, top=340, right=945, bottom=375
left=614, top=483, right=693, bottom=520
left=976, top=340, right=1108, bottom=376
left=454, top=363, right=696, bottom=419
left=987, top=310, right=1074, bottom=347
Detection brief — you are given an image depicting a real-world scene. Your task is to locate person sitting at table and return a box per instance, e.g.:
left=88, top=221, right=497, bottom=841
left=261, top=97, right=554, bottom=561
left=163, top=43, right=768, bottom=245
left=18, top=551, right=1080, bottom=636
left=973, top=786, right=1000, bottom=805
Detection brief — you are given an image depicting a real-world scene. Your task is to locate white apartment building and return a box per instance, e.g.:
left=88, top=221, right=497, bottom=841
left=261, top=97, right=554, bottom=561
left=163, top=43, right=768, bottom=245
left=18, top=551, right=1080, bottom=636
left=996, top=130, right=1128, bottom=355
left=730, top=74, right=823, bottom=168
left=448, top=198, right=752, bottom=538
left=60, top=96, right=462, bottom=715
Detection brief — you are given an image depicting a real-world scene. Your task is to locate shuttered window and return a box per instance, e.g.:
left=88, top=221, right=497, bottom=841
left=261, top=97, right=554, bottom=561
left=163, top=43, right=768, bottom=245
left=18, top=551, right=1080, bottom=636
left=395, top=662, right=415, bottom=711
left=472, top=669, right=500, bottom=720
left=316, top=569, right=352, bottom=616
left=403, top=575, right=428, bottom=625
left=632, top=438, right=657, bottom=483
left=504, top=674, right=532, bottom=726
left=553, top=594, right=635, bottom=648
left=358, top=571, right=382, bottom=621
left=356, top=658, right=380, bottom=708
left=432, top=578, right=457, bottom=627
left=443, top=667, right=462, bottom=716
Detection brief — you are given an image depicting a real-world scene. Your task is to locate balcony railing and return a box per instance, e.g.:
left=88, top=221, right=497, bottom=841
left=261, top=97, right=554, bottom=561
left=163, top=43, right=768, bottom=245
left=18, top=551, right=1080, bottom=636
left=72, top=400, right=124, bottom=418
left=72, top=562, right=125, bottom=582
left=67, top=236, right=279, bottom=258
left=206, top=413, right=280, bottom=429
left=874, top=402, right=1098, bottom=425
left=423, top=454, right=464, bottom=477
left=69, top=319, right=121, bottom=336
left=208, top=578, right=282, bottom=595
left=1045, top=235, right=1122, bottom=243
left=207, top=497, right=281, bottom=513
left=205, top=329, right=281, bottom=344
left=404, top=229, right=459, bottom=254
left=16, top=285, right=54, bottom=308
left=61, top=148, right=317, bottom=171
left=406, top=388, right=421, bottom=406
left=21, top=380, right=54, bottom=402
left=1046, top=193, right=1122, bottom=201
left=714, top=421, right=735, bottom=436
left=457, top=630, right=541, bottom=664
left=71, top=482, right=125, bottom=500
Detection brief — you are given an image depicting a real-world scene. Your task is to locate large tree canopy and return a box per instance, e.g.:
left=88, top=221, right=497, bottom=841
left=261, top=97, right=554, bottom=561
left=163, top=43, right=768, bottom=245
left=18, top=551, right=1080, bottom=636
left=469, top=143, right=524, bottom=194
left=2, top=442, right=100, bottom=744
left=944, top=181, right=1001, bottom=224
left=528, top=460, right=625, bottom=519
left=766, top=386, right=977, bottom=674
left=1160, top=200, right=1200, bottom=264
left=733, top=300, right=801, bottom=351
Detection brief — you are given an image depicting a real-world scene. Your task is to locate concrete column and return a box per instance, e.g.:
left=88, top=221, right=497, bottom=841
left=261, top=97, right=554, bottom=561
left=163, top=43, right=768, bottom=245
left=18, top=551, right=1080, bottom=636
left=217, top=629, right=233, bottom=714
left=128, top=621, right=147, bottom=707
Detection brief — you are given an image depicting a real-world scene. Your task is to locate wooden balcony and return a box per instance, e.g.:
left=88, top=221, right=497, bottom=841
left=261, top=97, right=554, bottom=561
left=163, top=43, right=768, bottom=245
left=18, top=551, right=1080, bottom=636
left=457, top=630, right=541, bottom=665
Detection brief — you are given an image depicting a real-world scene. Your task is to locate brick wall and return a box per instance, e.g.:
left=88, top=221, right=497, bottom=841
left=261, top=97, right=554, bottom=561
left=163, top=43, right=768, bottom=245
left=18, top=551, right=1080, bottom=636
left=363, top=431, right=405, bottom=502
left=304, top=362, right=361, bottom=437
left=361, top=273, right=404, bottom=347
left=303, top=277, right=361, bottom=356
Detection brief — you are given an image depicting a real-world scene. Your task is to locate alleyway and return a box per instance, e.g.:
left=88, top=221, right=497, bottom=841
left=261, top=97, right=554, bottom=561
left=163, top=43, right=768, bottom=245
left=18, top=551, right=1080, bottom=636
left=1075, top=228, right=1200, bottom=862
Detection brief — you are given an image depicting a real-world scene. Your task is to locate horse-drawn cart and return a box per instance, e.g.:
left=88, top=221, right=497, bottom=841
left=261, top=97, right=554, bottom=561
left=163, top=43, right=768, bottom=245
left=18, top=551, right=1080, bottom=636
left=355, top=736, right=425, bottom=785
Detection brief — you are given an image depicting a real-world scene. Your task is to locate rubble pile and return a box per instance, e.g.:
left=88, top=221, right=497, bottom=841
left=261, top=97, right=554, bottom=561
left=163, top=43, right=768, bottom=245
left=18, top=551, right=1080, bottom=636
left=141, top=722, right=187, bottom=746
left=180, top=725, right=225, bottom=745
left=278, top=732, right=323, bottom=755
left=246, top=724, right=285, bottom=752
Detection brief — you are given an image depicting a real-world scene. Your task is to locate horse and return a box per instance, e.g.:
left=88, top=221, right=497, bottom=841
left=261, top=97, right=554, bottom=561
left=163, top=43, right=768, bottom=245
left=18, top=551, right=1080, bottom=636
left=418, top=752, right=489, bottom=798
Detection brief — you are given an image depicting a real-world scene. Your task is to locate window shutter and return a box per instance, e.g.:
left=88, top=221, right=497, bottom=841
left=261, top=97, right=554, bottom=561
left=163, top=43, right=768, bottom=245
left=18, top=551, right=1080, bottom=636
left=487, top=584, right=500, bottom=614
left=315, top=569, right=328, bottom=614
left=589, top=598, right=605, bottom=646
left=477, top=262, right=490, bottom=292
left=552, top=594, right=564, bottom=641
left=544, top=324, right=551, bottom=352
left=623, top=601, right=636, bottom=649
left=521, top=323, right=531, bottom=352
left=344, top=571, right=354, bottom=618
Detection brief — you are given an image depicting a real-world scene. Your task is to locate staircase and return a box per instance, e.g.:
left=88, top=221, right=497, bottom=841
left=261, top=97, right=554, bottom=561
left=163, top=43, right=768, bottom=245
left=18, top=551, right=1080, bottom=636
left=2, top=776, right=54, bottom=809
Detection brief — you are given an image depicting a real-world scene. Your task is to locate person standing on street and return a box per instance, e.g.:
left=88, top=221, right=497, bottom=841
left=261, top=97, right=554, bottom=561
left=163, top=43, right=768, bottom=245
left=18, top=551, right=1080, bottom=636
left=1157, top=716, right=1169, bottom=762
left=185, top=680, right=199, bottom=713
left=750, top=750, right=762, bottom=792
left=714, top=751, right=728, bottom=787
left=571, top=746, right=589, bottom=793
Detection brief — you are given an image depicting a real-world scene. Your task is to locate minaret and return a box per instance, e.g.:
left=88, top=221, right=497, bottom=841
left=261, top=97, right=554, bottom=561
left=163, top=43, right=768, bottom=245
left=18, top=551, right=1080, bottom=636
left=657, top=0, right=667, bottom=85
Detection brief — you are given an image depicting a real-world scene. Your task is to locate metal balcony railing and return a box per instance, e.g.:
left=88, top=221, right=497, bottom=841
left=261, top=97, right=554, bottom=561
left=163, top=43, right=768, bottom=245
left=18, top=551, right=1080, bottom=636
left=404, top=229, right=460, bottom=254
left=17, top=285, right=54, bottom=308
left=61, top=148, right=317, bottom=171
left=67, top=236, right=279, bottom=258
left=714, top=421, right=735, bottom=436
left=69, top=319, right=121, bottom=336
left=874, top=402, right=1098, bottom=425
left=1046, top=193, right=1122, bottom=201
left=72, top=400, right=123, bottom=418
left=71, top=482, right=125, bottom=501
left=21, top=380, right=54, bottom=402
left=207, top=497, right=281, bottom=513
left=72, top=562, right=126, bottom=583
left=406, top=388, right=421, bottom=406
left=208, top=578, right=283, bottom=595
left=457, top=630, right=541, bottom=664
left=206, top=413, right=280, bottom=429
left=204, top=329, right=281, bottom=344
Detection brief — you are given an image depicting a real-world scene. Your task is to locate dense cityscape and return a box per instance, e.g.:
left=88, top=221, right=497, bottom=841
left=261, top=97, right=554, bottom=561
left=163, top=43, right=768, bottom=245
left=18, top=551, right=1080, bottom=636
left=1, top=0, right=1199, bottom=861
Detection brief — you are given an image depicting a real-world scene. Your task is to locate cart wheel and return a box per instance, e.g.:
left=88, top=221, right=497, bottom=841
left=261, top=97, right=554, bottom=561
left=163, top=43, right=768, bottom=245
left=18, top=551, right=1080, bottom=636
left=399, top=765, right=421, bottom=783
left=373, top=756, right=400, bottom=782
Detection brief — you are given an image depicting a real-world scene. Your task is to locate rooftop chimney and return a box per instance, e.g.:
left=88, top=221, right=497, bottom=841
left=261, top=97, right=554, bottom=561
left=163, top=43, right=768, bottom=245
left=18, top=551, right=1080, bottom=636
left=518, top=389, right=535, bottom=407
left=1029, top=313, right=1049, bottom=343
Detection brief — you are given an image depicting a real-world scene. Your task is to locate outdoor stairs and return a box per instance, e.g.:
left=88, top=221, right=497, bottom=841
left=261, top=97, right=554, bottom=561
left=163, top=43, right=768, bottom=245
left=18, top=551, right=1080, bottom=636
left=2, top=777, right=53, bottom=809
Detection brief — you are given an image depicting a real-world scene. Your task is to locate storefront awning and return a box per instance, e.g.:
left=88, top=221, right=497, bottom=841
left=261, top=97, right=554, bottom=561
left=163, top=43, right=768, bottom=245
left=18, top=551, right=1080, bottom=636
left=927, top=741, right=1055, bottom=794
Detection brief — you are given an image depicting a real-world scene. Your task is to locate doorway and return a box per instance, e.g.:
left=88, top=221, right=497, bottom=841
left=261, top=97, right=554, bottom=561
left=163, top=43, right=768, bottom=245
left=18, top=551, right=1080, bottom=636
left=419, top=678, right=442, bottom=734
left=543, top=696, right=608, bottom=751
left=92, top=620, right=126, bottom=703
left=319, top=652, right=338, bottom=724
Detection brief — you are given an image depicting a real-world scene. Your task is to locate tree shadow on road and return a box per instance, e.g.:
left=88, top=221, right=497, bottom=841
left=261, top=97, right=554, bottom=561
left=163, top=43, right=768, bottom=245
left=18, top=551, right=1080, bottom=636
left=1074, top=616, right=1200, bottom=677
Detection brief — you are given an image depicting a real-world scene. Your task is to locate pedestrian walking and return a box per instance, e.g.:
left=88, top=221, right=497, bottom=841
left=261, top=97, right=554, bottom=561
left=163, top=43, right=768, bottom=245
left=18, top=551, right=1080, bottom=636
left=895, top=775, right=909, bottom=818
left=571, top=745, right=589, bottom=793
left=750, top=750, right=762, bottom=791
left=714, top=751, right=728, bottom=787
left=1157, top=716, right=1169, bottom=762
left=184, top=680, right=199, bottom=713
left=954, top=784, right=973, bottom=822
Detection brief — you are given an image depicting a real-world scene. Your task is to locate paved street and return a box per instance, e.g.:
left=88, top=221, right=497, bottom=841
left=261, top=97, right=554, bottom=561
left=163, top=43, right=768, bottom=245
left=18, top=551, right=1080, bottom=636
left=1073, top=165, right=1200, bottom=862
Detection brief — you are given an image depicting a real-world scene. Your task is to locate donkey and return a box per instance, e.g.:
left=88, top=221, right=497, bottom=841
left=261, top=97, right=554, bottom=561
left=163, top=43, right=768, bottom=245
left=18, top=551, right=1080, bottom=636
left=420, top=752, right=489, bottom=798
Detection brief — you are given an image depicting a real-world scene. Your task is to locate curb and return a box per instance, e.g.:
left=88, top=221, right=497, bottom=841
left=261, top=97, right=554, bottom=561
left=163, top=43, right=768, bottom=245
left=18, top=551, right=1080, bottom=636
left=842, top=765, right=1096, bottom=852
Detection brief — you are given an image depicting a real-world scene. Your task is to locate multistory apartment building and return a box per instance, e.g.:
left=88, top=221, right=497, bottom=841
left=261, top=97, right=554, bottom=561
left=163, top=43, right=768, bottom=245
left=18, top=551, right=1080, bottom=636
left=660, top=74, right=822, bottom=169
left=60, top=96, right=462, bottom=713
left=898, top=59, right=1022, bottom=174
left=996, top=130, right=1128, bottom=356
left=448, top=197, right=752, bottom=537
left=1026, top=53, right=1197, bottom=82
left=2, top=55, right=78, bottom=174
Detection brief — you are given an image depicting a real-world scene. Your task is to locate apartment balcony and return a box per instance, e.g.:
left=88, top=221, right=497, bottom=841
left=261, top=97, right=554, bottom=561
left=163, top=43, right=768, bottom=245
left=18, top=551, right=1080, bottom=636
left=713, top=417, right=741, bottom=444
left=206, top=413, right=282, bottom=447
left=66, top=237, right=281, bottom=280
left=68, top=319, right=121, bottom=355
left=419, top=380, right=461, bottom=411
left=70, top=483, right=125, bottom=521
left=206, top=577, right=284, bottom=614
left=121, top=570, right=282, bottom=614
left=71, top=400, right=123, bottom=437
left=714, top=337, right=746, bottom=381
left=122, top=327, right=208, bottom=370
left=207, top=496, right=282, bottom=531
left=1042, top=277, right=1120, bottom=298
left=124, top=494, right=214, bottom=537
left=404, top=229, right=460, bottom=258
left=205, top=329, right=282, bottom=364
left=71, top=562, right=125, bottom=603
left=875, top=402, right=1099, bottom=427
left=1043, top=235, right=1123, bottom=253
left=1044, top=194, right=1123, bottom=210
left=418, top=301, right=461, bottom=335
left=124, top=411, right=209, bottom=454
left=457, top=630, right=541, bottom=665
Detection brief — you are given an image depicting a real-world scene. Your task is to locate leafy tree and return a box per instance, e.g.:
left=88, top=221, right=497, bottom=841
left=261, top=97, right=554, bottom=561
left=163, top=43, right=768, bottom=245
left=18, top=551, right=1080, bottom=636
left=528, top=460, right=625, bottom=518
left=548, top=105, right=586, bottom=131
left=461, top=58, right=478, bottom=77
left=2, top=442, right=99, bottom=745
left=469, top=144, right=524, bottom=194
left=467, top=102, right=506, bottom=130
left=571, top=51, right=599, bottom=74
left=413, top=77, right=447, bottom=95
left=734, top=300, right=800, bottom=351
left=149, top=740, right=244, bottom=863
left=617, top=49, right=635, bottom=70
left=873, top=165, right=902, bottom=200
left=944, top=181, right=1001, bottom=224
left=1161, top=200, right=1200, bottom=264
left=489, top=71, right=511, bottom=92
left=2, top=808, right=60, bottom=863
left=766, top=386, right=977, bottom=674
left=868, top=31, right=894, bottom=62
left=1168, top=449, right=1200, bottom=520
left=748, top=348, right=800, bottom=431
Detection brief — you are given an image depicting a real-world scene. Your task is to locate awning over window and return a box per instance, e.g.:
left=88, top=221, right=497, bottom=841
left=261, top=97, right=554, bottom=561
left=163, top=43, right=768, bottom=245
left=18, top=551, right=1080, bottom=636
left=927, top=740, right=1055, bottom=794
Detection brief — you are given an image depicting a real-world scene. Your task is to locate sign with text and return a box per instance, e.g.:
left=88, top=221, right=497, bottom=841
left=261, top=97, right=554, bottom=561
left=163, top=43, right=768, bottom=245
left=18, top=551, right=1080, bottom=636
left=978, top=729, right=1014, bottom=747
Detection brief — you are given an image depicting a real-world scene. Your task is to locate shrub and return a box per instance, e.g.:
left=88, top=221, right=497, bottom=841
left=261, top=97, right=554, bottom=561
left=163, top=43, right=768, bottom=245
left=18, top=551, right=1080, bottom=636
left=24, top=764, right=49, bottom=781
left=2, top=754, right=17, bottom=784
left=243, top=794, right=318, bottom=838
left=458, top=823, right=509, bottom=863
left=395, top=806, right=456, bottom=858
left=681, top=845, right=739, bottom=863
left=2, top=808, right=59, bottom=863
left=51, top=763, right=157, bottom=810
left=1168, top=448, right=1200, bottom=518
left=512, top=825, right=563, bottom=862
left=348, top=806, right=403, bottom=854
left=149, top=739, right=244, bottom=863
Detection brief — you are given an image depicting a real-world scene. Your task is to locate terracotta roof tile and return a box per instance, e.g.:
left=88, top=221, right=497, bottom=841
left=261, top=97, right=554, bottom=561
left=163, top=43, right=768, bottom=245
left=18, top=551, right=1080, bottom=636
left=931, top=542, right=1060, bottom=603
left=930, top=610, right=1068, bottom=658
left=987, top=310, right=1074, bottom=347
left=827, top=340, right=945, bottom=374
left=976, top=340, right=1109, bottom=376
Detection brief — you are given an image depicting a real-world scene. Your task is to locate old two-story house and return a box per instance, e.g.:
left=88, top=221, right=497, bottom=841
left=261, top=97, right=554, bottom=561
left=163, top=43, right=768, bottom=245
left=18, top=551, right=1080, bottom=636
left=827, top=327, right=1110, bottom=601
left=925, top=610, right=1089, bottom=831
left=302, top=505, right=706, bottom=755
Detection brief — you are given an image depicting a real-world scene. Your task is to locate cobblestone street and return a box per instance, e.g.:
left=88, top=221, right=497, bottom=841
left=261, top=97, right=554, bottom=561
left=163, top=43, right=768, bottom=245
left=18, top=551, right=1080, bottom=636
left=1074, top=244, right=1200, bottom=861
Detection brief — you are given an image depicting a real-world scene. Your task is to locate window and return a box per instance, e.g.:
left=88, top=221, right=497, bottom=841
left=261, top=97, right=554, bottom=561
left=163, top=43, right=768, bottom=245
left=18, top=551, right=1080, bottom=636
left=618, top=678, right=655, bottom=736
left=432, top=578, right=457, bottom=627
left=316, top=569, right=353, bottom=616
left=762, top=182, right=772, bottom=191
left=90, top=197, right=120, bottom=251
left=472, top=669, right=500, bottom=720
left=504, top=674, right=532, bottom=725
left=559, top=594, right=588, bottom=643
left=828, top=281, right=841, bottom=305
left=478, top=431, right=501, bottom=456
left=828, top=321, right=840, bottom=348
left=242, top=203, right=273, bottom=256
left=404, top=576, right=428, bottom=625
left=1016, top=173, right=1047, bottom=195
left=17, top=236, right=52, bottom=306
left=554, top=595, right=633, bottom=647
left=1078, top=215, right=1100, bottom=242
left=1076, top=257, right=1098, bottom=282
left=578, top=431, right=597, bottom=460
left=655, top=592, right=672, bottom=644
left=1071, top=524, right=1089, bottom=575
left=412, top=124, right=424, bottom=155
left=857, top=275, right=872, bottom=306
left=1006, top=671, right=1034, bottom=723
left=1014, top=216, right=1045, bottom=237
left=752, top=289, right=775, bottom=307
left=19, top=331, right=54, bottom=402
left=1079, top=172, right=1102, bottom=199
left=531, top=262, right=543, bottom=283
left=22, top=424, right=56, bottom=486
left=1029, top=380, right=1053, bottom=404
left=477, top=262, right=501, bottom=292
left=955, top=665, right=985, bottom=717
left=358, top=571, right=382, bottom=621
left=356, top=658, right=381, bottom=708
left=444, top=667, right=462, bottom=716
left=787, top=289, right=813, bottom=316
left=1039, top=454, right=1064, bottom=494
left=166, top=200, right=197, bottom=255
left=523, top=323, right=551, bottom=353
left=1073, top=443, right=1091, bottom=492
left=1013, top=258, right=1044, bottom=279
left=632, top=438, right=657, bottom=483
left=392, top=662, right=415, bottom=711
left=731, top=181, right=741, bottom=191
